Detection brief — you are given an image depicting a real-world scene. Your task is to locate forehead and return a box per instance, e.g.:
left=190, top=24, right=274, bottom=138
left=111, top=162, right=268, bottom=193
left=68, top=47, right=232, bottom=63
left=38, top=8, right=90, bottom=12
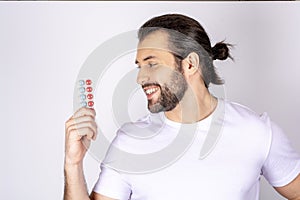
left=138, top=30, right=169, bottom=50
left=136, top=31, right=171, bottom=60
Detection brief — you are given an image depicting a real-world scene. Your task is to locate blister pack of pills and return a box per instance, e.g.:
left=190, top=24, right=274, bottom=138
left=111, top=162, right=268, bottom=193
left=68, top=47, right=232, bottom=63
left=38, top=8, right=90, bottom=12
left=78, top=79, right=94, bottom=108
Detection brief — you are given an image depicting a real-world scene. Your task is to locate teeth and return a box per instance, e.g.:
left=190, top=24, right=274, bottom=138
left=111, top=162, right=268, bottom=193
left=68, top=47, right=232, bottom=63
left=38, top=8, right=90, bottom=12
left=145, top=87, right=158, bottom=95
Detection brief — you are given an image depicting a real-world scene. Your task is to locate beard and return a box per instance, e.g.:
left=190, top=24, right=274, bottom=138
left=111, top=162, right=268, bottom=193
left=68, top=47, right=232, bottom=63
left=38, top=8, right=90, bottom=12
left=148, top=69, right=188, bottom=113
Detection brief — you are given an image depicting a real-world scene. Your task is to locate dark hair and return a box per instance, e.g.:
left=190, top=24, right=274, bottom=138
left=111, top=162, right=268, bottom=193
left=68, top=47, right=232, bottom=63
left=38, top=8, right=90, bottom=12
left=138, top=13, right=232, bottom=88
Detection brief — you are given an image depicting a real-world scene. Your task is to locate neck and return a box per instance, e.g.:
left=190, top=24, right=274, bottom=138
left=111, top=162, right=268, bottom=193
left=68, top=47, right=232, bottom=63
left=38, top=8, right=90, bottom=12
left=164, top=86, right=217, bottom=123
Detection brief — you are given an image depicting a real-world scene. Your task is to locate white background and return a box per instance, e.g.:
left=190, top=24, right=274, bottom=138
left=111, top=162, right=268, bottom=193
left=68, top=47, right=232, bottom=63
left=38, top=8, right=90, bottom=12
left=0, top=2, right=299, bottom=200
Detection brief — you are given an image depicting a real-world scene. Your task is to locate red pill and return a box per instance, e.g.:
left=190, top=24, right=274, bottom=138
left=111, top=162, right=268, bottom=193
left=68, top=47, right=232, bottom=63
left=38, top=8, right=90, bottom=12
left=87, top=94, right=93, bottom=99
left=86, top=87, right=93, bottom=92
left=86, top=79, right=92, bottom=85
left=88, top=101, right=94, bottom=107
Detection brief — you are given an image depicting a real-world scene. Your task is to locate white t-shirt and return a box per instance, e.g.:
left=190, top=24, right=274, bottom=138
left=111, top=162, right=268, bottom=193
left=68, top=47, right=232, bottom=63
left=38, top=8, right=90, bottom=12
left=93, top=99, right=300, bottom=200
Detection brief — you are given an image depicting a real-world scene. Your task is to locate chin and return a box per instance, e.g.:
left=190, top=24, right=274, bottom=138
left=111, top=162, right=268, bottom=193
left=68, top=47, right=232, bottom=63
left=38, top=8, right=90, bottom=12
left=148, top=103, right=164, bottom=113
left=148, top=102, right=177, bottom=113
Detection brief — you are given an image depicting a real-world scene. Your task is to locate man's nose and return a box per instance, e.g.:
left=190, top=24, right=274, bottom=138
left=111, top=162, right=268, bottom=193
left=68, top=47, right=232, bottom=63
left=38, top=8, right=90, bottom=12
left=136, top=67, right=150, bottom=85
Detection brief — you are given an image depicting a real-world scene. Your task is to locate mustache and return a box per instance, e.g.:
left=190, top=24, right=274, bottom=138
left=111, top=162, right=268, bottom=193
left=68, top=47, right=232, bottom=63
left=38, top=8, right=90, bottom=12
left=142, top=82, right=161, bottom=89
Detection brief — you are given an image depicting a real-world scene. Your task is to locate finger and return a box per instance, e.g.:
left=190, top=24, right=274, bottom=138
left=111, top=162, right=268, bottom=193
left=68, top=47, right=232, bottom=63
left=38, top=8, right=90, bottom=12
left=92, top=129, right=98, bottom=141
left=91, top=125, right=98, bottom=140
left=77, top=127, right=94, bottom=140
left=66, top=115, right=96, bottom=128
left=68, top=129, right=84, bottom=141
left=82, top=136, right=91, bottom=149
left=73, top=107, right=96, bottom=119
left=67, top=121, right=97, bottom=137
left=68, top=127, right=94, bottom=142
left=66, top=120, right=98, bottom=141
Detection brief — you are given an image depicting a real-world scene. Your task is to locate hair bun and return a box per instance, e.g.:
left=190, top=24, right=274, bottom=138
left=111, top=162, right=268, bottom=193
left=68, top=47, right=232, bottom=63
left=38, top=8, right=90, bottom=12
left=212, top=42, right=231, bottom=60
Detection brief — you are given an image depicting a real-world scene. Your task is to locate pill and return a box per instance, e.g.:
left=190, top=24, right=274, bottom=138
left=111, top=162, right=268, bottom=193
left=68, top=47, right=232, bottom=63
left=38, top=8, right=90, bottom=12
left=86, top=87, right=92, bottom=92
left=87, top=94, right=93, bottom=99
left=79, top=80, right=85, bottom=86
left=80, top=101, right=87, bottom=107
left=86, top=79, right=92, bottom=85
left=88, top=101, right=94, bottom=107
left=80, top=94, right=86, bottom=100
left=79, top=87, right=85, bottom=93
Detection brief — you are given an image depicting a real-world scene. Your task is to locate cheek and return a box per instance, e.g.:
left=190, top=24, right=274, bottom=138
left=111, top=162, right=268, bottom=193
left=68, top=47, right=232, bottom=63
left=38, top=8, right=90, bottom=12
left=153, top=67, right=174, bottom=83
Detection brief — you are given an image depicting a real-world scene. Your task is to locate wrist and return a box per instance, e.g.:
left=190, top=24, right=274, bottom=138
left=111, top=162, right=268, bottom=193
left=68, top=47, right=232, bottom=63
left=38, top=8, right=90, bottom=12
left=64, top=159, right=83, bottom=170
left=64, top=161, right=86, bottom=186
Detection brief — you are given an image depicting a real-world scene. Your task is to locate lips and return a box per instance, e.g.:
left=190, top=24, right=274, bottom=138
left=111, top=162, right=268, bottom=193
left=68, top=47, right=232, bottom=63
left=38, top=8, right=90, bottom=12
left=143, top=84, right=160, bottom=100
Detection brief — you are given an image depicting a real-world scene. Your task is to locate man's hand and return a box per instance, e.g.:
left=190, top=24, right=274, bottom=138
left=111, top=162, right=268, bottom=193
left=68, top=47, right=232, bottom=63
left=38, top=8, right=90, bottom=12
left=64, top=107, right=97, bottom=200
left=65, top=107, right=97, bottom=165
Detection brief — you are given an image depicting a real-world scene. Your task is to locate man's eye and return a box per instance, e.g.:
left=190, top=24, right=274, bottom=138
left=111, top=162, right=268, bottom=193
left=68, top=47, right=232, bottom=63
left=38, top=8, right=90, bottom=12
left=148, top=63, right=157, bottom=68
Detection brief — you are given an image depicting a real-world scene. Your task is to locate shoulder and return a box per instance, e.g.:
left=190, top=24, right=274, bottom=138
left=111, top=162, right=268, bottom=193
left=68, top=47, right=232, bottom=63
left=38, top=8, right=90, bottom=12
left=120, top=114, right=152, bottom=131
left=113, top=114, right=151, bottom=142
left=224, top=99, right=271, bottom=126
left=224, top=99, right=261, bottom=118
left=110, top=113, right=166, bottom=152
left=220, top=99, right=275, bottom=162
left=117, top=113, right=162, bottom=137
left=221, top=99, right=273, bottom=145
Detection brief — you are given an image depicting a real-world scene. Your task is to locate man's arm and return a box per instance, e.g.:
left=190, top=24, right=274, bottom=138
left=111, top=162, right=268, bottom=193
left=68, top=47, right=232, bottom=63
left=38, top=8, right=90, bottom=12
left=90, top=192, right=117, bottom=200
left=275, top=173, right=300, bottom=200
left=64, top=163, right=116, bottom=200
left=63, top=107, right=115, bottom=200
left=64, top=163, right=90, bottom=200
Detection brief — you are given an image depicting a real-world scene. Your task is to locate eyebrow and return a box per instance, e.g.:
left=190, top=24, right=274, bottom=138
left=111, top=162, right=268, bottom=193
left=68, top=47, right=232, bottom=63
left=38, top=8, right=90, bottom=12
left=135, top=55, right=157, bottom=65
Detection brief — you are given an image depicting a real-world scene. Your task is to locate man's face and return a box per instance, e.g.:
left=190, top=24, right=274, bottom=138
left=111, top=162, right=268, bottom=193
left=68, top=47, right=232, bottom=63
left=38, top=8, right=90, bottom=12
left=135, top=31, right=188, bottom=113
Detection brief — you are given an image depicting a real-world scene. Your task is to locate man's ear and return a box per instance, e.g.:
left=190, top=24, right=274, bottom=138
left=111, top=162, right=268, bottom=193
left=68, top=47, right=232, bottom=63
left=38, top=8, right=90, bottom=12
left=181, top=52, right=200, bottom=76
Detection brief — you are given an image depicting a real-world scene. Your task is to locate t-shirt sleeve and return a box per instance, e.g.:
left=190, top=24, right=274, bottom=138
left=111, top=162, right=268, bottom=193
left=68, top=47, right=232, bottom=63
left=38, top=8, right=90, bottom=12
left=93, top=164, right=132, bottom=200
left=262, top=121, right=300, bottom=187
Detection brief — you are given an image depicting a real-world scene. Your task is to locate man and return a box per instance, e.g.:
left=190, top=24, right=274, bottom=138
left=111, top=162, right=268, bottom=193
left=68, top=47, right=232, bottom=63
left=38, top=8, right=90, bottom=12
left=64, top=14, right=300, bottom=200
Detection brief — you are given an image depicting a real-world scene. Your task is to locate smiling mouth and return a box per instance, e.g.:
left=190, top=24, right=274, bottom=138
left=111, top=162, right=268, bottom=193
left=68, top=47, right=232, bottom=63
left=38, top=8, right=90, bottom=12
left=142, top=84, right=160, bottom=100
